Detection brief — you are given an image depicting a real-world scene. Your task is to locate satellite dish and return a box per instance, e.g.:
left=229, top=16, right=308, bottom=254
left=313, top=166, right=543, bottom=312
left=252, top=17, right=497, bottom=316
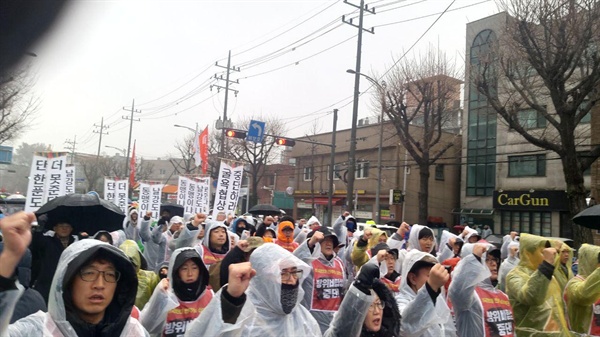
left=285, top=186, right=294, bottom=196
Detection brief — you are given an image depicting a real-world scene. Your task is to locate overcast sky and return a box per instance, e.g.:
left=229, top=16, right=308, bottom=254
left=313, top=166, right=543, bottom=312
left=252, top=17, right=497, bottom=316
left=15, top=0, right=499, bottom=160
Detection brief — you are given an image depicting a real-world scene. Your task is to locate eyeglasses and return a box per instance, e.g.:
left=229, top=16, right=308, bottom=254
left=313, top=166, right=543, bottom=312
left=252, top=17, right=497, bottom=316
left=280, top=269, right=303, bottom=281
left=485, top=257, right=500, bottom=265
left=79, top=268, right=121, bottom=283
left=368, top=301, right=385, bottom=312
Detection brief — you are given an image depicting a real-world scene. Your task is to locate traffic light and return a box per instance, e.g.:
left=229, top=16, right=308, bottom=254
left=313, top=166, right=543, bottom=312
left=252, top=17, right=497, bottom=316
left=225, top=129, right=247, bottom=139
left=274, top=137, right=296, bottom=147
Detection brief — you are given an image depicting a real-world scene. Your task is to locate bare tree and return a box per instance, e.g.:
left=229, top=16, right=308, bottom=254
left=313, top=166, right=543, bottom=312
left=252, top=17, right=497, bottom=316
left=171, top=133, right=198, bottom=175
left=0, top=69, right=38, bottom=143
left=381, top=48, right=462, bottom=225
left=227, top=116, right=286, bottom=207
left=472, top=0, right=600, bottom=245
left=80, top=155, right=154, bottom=192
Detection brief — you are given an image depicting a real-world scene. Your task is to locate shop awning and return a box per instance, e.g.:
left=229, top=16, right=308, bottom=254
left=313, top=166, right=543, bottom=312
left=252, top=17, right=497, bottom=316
left=303, top=197, right=344, bottom=206
left=451, top=208, right=494, bottom=216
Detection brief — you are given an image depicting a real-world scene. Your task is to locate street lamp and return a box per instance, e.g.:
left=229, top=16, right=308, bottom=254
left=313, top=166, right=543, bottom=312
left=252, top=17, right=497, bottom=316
left=346, top=69, right=386, bottom=224
left=105, top=145, right=126, bottom=157
left=174, top=124, right=197, bottom=133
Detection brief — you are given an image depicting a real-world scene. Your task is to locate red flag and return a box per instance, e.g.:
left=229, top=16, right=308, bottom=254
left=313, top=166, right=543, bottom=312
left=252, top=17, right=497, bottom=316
left=200, top=126, right=209, bottom=174
left=129, top=141, right=136, bottom=187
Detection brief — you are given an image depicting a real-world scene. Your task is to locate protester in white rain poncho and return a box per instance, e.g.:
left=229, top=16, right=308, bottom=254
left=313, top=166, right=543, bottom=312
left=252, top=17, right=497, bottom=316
left=324, top=263, right=401, bottom=337
left=498, top=241, right=519, bottom=292
left=139, top=211, right=167, bottom=271
left=140, top=247, right=213, bottom=337
left=0, top=214, right=148, bottom=337
left=395, top=250, right=455, bottom=337
left=185, top=243, right=321, bottom=337
left=448, top=243, right=515, bottom=337
left=293, top=227, right=346, bottom=334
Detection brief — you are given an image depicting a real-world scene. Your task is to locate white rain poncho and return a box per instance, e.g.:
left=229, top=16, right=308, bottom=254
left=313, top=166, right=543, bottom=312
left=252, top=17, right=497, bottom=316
left=395, top=250, right=455, bottom=337
left=447, top=243, right=514, bottom=337
left=437, top=230, right=459, bottom=262
left=139, top=218, right=167, bottom=271
left=185, top=243, right=321, bottom=337
left=460, top=226, right=480, bottom=243
left=323, top=284, right=373, bottom=337
left=139, top=247, right=212, bottom=336
left=293, top=240, right=347, bottom=334
left=0, top=239, right=148, bottom=337
left=498, top=241, right=519, bottom=292
left=124, top=209, right=141, bottom=242
left=500, top=234, right=518, bottom=260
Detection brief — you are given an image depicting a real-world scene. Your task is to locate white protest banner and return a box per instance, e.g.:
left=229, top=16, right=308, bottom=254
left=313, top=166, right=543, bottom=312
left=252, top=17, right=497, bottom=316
left=150, top=184, right=164, bottom=220
left=65, top=166, right=76, bottom=194
left=25, top=155, right=48, bottom=212
left=184, top=179, right=197, bottom=215
left=177, top=176, right=190, bottom=208
left=195, top=178, right=210, bottom=214
left=212, top=161, right=244, bottom=218
left=138, top=183, right=151, bottom=224
left=212, top=161, right=231, bottom=218
left=104, top=178, right=116, bottom=201
left=115, top=180, right=129, bottom=213
left=44, top=156, right=68, bottom=203
left=226, top=165, right=244, bottom=215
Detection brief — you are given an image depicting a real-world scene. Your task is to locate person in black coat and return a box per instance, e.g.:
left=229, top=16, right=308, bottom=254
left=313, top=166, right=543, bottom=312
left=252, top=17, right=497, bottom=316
left=29, top=218, right=83, bottom=304
left=219, top=237, right=264, bottom=287
left=0, top=243, right=47, bottom=323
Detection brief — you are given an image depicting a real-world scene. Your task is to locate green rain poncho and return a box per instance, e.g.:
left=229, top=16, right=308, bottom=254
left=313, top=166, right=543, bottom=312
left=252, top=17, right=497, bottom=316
left=351, top=228, right=388, bottom=269
left=505, top=233, right=570, bottom=336
left=120, top=240, right=159, bottom=310
left=564, top=243, right=600, bottom=335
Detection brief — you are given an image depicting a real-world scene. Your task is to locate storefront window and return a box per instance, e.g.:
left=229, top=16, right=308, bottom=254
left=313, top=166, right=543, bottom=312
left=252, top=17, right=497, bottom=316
left=500, top=210, right=551, bottom=236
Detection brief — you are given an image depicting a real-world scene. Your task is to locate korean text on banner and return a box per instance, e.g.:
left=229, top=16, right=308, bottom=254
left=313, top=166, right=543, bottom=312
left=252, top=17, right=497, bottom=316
left=25, top=155, right=48, bottom=212
left=115, top=180, right=129, bottom=213
left=185, top=179, right=197, bottom=215
left=177, top=176, right=190, bottom=207
left=104, top=178, right=116, bottom=202
left=138, top=183, right=151, bottom=224
left=196, top=178, right=210, bottom=214
left=212, top=161, right=243, bottom=218
left=44, top=156, right=67, bottom=203
left=64, top=166, right=76, bottom=194
left=150, top=184, right=164, bottom=220
left=212, top=161, right=231, bottom=218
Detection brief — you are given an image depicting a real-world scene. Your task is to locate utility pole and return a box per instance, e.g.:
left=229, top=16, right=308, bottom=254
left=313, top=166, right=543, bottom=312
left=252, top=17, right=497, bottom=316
left=212, top=50, right=240, bottom=158
left=93, top=117, right=109, bottom=158
left=343, top=0, right=375, bottom=213
left=123, top=99, right=141, bottom=176
left=64, top=135, right=77, bottom=164
left=326, top=109, right=338, bottom=226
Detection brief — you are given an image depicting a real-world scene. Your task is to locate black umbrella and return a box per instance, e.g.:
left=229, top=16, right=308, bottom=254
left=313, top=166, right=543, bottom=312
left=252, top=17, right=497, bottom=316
left=572, top=205, right=600, bottom=230
left=248, top=204, right=282, bottom=216
left=35, top=193, right=125, bottom=235
left=160, top=203, right=184, bottom=217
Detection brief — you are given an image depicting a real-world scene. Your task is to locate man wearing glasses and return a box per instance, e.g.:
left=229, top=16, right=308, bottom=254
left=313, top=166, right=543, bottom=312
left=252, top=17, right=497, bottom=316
left=0, top=212, right=148, bottom=336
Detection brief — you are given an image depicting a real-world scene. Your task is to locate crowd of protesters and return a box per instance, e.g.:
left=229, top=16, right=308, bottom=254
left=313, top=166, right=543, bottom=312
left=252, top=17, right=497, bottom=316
left=1, top=208, right=600, bottom=337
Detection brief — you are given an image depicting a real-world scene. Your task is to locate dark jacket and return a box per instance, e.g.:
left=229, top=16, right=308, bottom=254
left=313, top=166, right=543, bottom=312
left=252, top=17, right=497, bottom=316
left=29, top=230, right=77, bottom=304
left=219, top=246, right=250, bottom=287
left=0, top=244, right=47, bottom=323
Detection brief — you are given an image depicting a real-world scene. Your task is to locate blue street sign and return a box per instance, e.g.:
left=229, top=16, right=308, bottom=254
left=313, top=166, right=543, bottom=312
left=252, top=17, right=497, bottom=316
left=246, top=119, right=266, bottom=143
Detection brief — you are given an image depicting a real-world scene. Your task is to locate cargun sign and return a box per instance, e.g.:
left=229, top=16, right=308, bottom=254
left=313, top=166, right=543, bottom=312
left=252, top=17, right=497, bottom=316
left=492, top=190, right=568, bottom=211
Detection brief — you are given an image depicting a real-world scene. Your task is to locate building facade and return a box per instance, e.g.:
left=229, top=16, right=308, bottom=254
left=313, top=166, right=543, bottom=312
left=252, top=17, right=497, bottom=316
left=289, top=120, right=461, bottom=226
left=461, top=13, right=595, bottom=237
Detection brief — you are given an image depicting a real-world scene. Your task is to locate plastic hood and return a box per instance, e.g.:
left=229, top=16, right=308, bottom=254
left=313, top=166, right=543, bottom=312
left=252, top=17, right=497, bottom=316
left=247, top=243, right=311, bottom=316
left=577, top=244, right=600, bottom=277
left=407, top=224, right=437, bottom=253
left=201, top=221, right=230, bottom=253
left=399, top=250, right=438, bottom=296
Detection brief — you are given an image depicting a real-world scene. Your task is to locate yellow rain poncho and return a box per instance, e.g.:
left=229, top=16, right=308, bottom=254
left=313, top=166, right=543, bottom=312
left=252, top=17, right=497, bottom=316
left=553, top=242, right=574, bottom=293
left=564, top=243, right=600, bottom=335
left=120, top=240, right=159, bottom=310
left=351, top=228, right=388, bottom=269
left=505, top=233, right=570, bottom=336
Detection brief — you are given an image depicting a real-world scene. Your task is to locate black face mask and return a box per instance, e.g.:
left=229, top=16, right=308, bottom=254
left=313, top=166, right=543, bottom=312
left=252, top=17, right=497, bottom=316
left=280, top=283, right=299, bottom=315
